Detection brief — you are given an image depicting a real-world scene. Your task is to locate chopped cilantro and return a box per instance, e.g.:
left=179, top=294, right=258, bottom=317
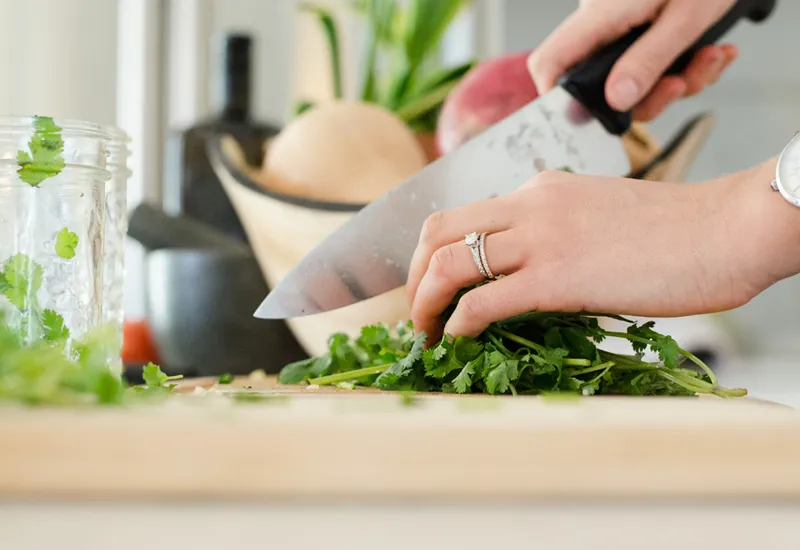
left=16, top=116, right=66, bottom=187
left=55, top=228, right=79, bottom=259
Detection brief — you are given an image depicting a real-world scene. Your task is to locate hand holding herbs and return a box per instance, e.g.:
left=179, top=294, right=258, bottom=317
left=406, top=169, right=770, bottom=341
left=279, top=296, right=746, bottom=398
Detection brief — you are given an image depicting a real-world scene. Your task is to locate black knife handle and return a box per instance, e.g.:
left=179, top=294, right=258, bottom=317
left=560, top=0, right=776, bottom=136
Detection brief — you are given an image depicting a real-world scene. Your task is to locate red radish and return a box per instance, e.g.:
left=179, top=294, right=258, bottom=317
left=436, top=50, right=538, bottom=155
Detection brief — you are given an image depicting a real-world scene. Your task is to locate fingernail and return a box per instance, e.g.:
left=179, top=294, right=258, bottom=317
left=609, top=78, right=640, bottom=110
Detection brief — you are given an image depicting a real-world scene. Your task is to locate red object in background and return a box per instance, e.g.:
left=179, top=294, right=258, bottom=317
left=121, top=320, right=161, bottom=366
left=436, top=50, right=539, bottom=156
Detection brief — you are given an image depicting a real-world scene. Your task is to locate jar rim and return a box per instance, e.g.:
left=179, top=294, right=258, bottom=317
left=0, top=115, right=118, bottom=141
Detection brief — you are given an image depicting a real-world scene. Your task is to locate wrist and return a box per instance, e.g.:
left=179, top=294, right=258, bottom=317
left=726, top=156, right=800, bottom=287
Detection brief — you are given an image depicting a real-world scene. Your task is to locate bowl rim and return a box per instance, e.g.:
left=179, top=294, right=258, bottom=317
left=206, top=133, right=367, bottom=213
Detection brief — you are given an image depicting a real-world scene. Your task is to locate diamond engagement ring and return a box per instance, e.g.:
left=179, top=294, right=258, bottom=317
left=464, top=232, right=496, bottom=280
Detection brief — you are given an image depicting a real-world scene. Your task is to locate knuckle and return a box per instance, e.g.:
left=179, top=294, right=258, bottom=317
left=537, top=169, right=567, bottom=185
left=457, top=291, right=486, bottom=321
left=419, top=211, right=446, bottom=245
left=523, top=169, right=565, bottom=190
left=429, top=246, right=457, bottom=281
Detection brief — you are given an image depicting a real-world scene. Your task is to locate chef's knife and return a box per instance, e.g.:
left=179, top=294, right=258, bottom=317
left=256, top=0, right=776, bottom=320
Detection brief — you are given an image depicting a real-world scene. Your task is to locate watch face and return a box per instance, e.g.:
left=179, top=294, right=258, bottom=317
left=777, top=133, right=800, bottom=200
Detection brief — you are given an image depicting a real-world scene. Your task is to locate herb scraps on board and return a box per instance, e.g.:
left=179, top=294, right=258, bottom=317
left=277, top=288, right=746, bottom=398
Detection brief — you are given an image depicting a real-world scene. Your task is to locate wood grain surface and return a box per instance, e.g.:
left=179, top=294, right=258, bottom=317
left=1, top=375, right=799, bottom=501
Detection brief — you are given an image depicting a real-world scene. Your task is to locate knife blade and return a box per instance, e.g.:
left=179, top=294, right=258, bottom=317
left=255, top=0, right=775, bottom=320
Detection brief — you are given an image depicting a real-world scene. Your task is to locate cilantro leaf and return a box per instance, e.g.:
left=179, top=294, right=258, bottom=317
left=55, top=228, right=79, bottom=260
left=142, top=362, right=183, bottom=390
left=424, top=337, right=461, bottom=378
left=452, top=359, right=478, bottom=394
left=16, top=116, right=66, bottom=187
left=2, top=253, right=44, bottom=310
left=41, top=309, right=69, bottom=341
left=218, top=373, right=234, bottom=384
left=483, top=351, right=519, bottom=395
left=375, top=332, right=426, bottom=390
left=356, top=324, right=390, bottom=354
left=278, top=355, right=332, bottom=384
left=627, top=321, right=682, bottom=367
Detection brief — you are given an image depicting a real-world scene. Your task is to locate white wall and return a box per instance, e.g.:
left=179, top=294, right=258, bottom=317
left=0, top=0, right=118, bottom=123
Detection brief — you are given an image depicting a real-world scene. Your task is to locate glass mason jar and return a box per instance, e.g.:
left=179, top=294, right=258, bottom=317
left=0, top=116, right=112, bottom=354
left=102, top=127, right=131, bottom=371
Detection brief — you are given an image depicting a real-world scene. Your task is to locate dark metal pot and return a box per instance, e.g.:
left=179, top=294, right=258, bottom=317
left=145, top=247, right=308, bottom=378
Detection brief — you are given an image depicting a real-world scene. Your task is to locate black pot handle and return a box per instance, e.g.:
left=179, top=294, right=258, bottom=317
left=560, top=0, right=777, bottom=136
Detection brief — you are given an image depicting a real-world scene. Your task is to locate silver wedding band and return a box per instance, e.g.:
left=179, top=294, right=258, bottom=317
left=465, top=232, right=497, bottom=281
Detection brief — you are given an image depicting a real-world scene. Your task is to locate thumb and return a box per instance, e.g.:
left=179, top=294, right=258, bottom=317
left=527, top=4, right=646, bottom=94
left=605, top=1, right=731, bottom=111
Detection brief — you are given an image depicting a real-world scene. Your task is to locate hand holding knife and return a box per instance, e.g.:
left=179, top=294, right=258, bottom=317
left=255, top=0, right=776, bottom=327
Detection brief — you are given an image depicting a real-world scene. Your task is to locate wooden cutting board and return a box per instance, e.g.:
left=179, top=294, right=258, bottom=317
left=2, top=375, right=800, bottom=501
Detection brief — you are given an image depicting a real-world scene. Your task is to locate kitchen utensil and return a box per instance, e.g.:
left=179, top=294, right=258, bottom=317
left=2, top=381, right=800, bottom=500
left=145, top=248, right=307, bottom=377
left=128, top=202, right=251, bottom=254
left=255, top=0, right=775, bottom=320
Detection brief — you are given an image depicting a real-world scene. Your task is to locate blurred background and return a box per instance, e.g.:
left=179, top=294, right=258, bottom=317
left=1, top=0, right=798, bottom=401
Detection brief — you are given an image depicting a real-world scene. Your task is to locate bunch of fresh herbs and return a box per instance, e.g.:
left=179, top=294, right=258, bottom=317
left=278, top=291, right=746, bottom=398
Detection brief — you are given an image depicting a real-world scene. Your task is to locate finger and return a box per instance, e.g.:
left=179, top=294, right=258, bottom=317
left=527, top=5, right=638, bottom=94
left=442, top=273, right=543, bottom=338
left=706, top=44, right=739, bottom=86
left=605, top=2, right=733, bottom=111
left=406, top=196, right=515, bottom=305
left=411, top=231, right=526, bottom=342
left=681, top=45, right=726, bottom=96
left=632, top=77, right=687, bottom=122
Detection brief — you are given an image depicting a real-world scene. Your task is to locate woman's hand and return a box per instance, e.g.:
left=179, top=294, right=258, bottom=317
left=406, top=160, right=795, bottom=342
left=528, top=0, right=739, bottom=121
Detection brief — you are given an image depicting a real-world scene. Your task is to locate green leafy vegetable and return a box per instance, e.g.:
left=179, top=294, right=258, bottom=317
left=0, top=316, right=182, bottom=406
left=136, top=362, right=183, bottom=396
left=16, top=116, right=66, bottom=187
left=55, top=228, right=79, bottom=259
left=277, top=290, right=747, bottom=399
left=217, top=373, right=234, bottom=384
left=0, top=253, right=68, bottom=345
left=42, top=309, right=70, bottom=341
left=297, top=0, right=477, bottom=131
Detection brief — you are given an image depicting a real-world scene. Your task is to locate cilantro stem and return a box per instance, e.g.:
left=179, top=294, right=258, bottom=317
left=564, top=358, right=592, bottom=367
left=308, top=364, right=388, bottom=385
left=569, top=361, right=616, bottom=377
left=581, top=361, right=614, bottom=389
left=490, top=326, right=589, bottom=366
left=655, top=371, right=708, bottom=394
left=678, top=347, right=718, bottom=386
left=489, top=327, right=545, bottom=353
left=603, top=330, right=717, bottom=381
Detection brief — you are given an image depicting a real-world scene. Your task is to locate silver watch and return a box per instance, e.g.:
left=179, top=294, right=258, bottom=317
left=771, top=131, right=800, bottom=207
